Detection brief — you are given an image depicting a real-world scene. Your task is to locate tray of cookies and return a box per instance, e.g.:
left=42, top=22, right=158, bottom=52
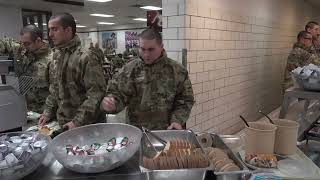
left=197, top=133, right=249, bottom=180
left=140, top=130, right=210, bottom=179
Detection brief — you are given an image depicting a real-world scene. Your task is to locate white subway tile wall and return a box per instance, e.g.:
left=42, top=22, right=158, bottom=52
left=162, top=0, right=315, bottom=134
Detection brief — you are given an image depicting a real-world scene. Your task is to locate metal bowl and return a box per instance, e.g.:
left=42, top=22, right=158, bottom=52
left=50, top=123, right=142, bottom=173
left=0, top=132, right=51, bottom=180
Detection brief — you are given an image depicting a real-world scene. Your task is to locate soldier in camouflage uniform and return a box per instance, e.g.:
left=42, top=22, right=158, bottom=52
left=109, top=55, right=125, bottom=75
left=0, top=37, right=21, bottom=58
left=305, top=21, right=320, bottom=56
left=0, top=25, right=51, bottom=114
left=101, top=28, right=195, bottom=130
left=123, top=48, right=139, bottom=64
left=103, top=43, right=115, bottom=57
left=89, top=42, right=105, bottom=65
left=39, top=13, right=107, bottom=129
left=284, top=31, right=320, bottom=91
left=95, top=43, right=105, bottom=62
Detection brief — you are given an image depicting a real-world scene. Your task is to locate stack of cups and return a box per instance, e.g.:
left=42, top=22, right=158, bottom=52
left=273, top=119, right=299, bottom=155
left=245, top=119, right=299, bottom=155
left=245, top=122, right=277, bottom=154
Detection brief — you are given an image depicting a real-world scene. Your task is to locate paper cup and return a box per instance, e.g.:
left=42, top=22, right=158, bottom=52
left=245, top=122, right=277, bottom=154
left=273, top=119, right=299, bottom=155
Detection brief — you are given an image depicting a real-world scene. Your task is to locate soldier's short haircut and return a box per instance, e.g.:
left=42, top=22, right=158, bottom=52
left=50, top=12, right=76, bottom=36
left=20, top=25, right=43, bottom=41
left=305, top=21, right=319, bottom=31
left=297, top=31, right=311, bottom=41
left=139, top=28, right=162, bottom=45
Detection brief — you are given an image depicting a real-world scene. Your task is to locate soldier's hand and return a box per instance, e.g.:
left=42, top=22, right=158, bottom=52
left=64, top=121, right=77, bottom=130
left=167, top=122, right=183, bottom=130
left=39, top=115, right=50, bottom=128
left=101, top=97, right=116, bottom=112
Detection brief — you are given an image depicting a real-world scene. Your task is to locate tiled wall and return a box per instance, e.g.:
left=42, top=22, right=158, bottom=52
left=162, top=0, right=318, bottom=134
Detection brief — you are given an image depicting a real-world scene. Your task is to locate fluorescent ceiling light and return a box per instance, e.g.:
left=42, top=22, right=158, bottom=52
left=140, top=6, right=162, bottom=11
left=133, top=18, right=147, bottom=22
left=87, top=0, right=112, bottom=2
left=97, top=22, right=115, bottom=25
left=90, top=13, right=114, bottom=18
left=34, top=23, right=47, bottom=26
left=76, top=25, right=87, bottom=28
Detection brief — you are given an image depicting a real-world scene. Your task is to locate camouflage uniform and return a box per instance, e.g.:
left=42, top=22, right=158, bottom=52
left=106, top=52, right=195, bottom=130
left=43, top=35, right=107, bottom=127
left=284, top=42, right=320, bottom=90
left=312, top=42, right=320, bottom=57
left=104, top=48, right=115, bottom=57
left=110, top=56, right=125, bottom=75
left=0, top=37, right=51, bottom=113
left=89, top=46, right=105, bottom=65
left=96, top=47, right=105, bottom=62
left=0, top=37, right=20, bottom=58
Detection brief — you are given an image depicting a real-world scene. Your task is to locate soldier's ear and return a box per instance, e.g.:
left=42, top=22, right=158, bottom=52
left=36, top=37, right=42, bottom=42
left=65, top=26, right=73, bottom=35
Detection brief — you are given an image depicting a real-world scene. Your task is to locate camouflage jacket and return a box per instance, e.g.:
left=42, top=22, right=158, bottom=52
left=284, top=42, right=320, bottom=90
left=16, top=44, right=51, bottom=113
left=43, top=35, right=107, bottom=126
left=0, top=37, right=21, bottom=58
left=0, top=37, right=51, bottom=113
left=110, top=56, right=125, bottom=70
left=311, top=38, right=320, bottom=57
left=89, top=47, right=105, bottom=65
left=106, top=53, right=195, bottom=130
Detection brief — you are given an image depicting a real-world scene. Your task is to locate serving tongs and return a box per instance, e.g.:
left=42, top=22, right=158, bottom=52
left=141, top=126, right=167, bottom=159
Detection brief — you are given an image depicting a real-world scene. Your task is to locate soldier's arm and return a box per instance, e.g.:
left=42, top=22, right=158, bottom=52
left=105, top=67, right=133, bottom=113
left=309, top=54, right=320, bottom=65
left=73, top=53, right=107, bottom=126
left=286, top=49, right=311, bottom=71
left=42, top=60, right=58, bottom=119
left=29, top=60, right=50, bottom=113
left=170, top=71, right=195, bottom=125
left=43, top=91, right=58, bottom=120
left=286, top=54, right=299, bottom=72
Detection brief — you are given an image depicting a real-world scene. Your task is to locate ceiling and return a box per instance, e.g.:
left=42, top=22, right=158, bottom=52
left=0, top=0, right=161, bottom=31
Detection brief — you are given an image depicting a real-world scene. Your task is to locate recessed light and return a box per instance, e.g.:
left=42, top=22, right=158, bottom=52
left=133, top=18, right=147, bottom=22
left=90, top=13, right=114, bottom=18
left=76, top=25, right=87, bottom=28
left=88, top=0, right=112, bottom=2
left=87, top=0, right=112, bottom=2
left=140, top=6, right=162, bottom=11
left=97, top=22, right=115, bottom=25
left=33, top=22, right=47, bottom=26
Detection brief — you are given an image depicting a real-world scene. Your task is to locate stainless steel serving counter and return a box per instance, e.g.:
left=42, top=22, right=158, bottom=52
left=23, top=152, right=146, bottom=180
left=23, top=152, right=215, bottom=180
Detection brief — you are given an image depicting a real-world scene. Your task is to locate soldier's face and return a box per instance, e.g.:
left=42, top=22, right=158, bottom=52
left=139, top=38, right=163, bottom=64
left=302, top=35, right=313, bottom=47
left=48, top=18, right=73, bottom=46
left=20, top=33, right=40, bottom=52
left=309, top=25, right=320, bottom=38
